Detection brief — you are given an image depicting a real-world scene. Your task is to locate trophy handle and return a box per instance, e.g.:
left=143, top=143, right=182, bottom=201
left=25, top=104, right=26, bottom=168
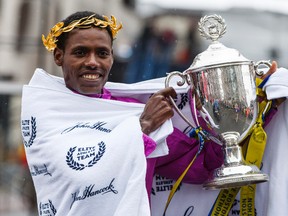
left=165, top=71, right=196, bottom=128
left=254, top=60, right=272, bottom=76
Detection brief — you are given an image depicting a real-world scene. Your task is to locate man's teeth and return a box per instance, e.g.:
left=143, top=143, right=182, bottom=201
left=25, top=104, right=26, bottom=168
left=82, top=74, right=100, bottom=80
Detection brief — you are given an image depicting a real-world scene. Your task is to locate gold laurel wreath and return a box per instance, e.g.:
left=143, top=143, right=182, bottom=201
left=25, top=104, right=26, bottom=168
left=42, top=14, right=123, bottom=52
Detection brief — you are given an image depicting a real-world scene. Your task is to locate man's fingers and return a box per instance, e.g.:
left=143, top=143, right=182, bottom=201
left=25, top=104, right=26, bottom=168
left=261, top=61, right=278, bottom=79
left=267, top=60, right=278, bottom=74
left=155, top=87, right=177, bottom=99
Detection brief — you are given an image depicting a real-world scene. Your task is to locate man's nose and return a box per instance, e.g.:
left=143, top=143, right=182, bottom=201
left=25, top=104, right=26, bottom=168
left=85, top=54, right=99, bottom=67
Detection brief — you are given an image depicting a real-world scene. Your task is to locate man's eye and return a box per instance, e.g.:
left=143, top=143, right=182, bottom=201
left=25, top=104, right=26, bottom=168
left=74, top=50, right=86, bottom=56
left=98, top=50, right=110, bottom=57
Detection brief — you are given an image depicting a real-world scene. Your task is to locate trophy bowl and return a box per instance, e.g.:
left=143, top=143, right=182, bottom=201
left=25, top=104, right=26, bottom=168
left=165, top=14, right=270, bottom=190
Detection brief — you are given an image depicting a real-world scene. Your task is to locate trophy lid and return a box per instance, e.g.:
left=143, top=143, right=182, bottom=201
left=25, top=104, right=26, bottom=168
left=188, top=14, right=252, bottom=72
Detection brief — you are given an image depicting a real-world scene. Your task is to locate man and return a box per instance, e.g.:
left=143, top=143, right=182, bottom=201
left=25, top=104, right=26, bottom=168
left=21, top=11, right=223, bottom=215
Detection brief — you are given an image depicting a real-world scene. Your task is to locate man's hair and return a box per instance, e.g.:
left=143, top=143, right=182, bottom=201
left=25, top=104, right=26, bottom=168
left=56, top=11, right=114, bottom=50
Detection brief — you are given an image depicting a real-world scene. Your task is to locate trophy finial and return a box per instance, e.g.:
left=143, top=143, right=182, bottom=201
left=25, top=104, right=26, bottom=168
left=198, top=14, right=227, bottom=42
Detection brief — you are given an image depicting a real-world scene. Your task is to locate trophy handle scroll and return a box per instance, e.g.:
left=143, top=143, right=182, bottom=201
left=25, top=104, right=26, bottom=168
left=254, top=61, right=272, bottom=76
left=165, top=71, right=197, bottom=129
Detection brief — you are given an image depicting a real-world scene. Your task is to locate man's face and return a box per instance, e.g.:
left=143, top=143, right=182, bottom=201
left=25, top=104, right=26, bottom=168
left=54, top=27, right=113, bottom=95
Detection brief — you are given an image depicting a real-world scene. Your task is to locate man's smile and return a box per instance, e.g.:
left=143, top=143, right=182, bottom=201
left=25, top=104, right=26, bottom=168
left=82, top=74, right=101, bottom=80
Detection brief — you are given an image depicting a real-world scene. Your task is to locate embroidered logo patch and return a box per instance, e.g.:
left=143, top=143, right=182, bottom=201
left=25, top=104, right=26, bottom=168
left=21, top=116, right=37, bottom=147
left=66, top=141, right=106, bottom=171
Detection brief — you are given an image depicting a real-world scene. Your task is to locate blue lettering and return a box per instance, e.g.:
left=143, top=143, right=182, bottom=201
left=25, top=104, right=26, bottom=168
left=62, top=122, right=112, bottom=134
left=70, top=178, right=118, bottom=208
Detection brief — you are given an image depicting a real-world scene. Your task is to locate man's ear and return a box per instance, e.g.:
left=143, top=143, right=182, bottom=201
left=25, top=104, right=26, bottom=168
left=53, top=48, right=64, bottom=66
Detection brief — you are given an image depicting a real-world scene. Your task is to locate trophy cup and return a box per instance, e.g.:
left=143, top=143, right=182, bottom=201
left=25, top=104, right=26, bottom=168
left=165, top=14, right=270, bottom=189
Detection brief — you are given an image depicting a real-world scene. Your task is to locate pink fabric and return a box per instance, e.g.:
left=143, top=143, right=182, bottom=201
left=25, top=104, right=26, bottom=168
left=142, top=134, right=157, bottom=157
left=146, top=158, right=157, bottom=205
left=155, top=127, right=223, bottom=184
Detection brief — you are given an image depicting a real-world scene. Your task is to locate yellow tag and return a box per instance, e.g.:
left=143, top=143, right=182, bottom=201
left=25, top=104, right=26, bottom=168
left=240, top=105, right=268, bottom=216
left=245, top=125, right=267, bottom=167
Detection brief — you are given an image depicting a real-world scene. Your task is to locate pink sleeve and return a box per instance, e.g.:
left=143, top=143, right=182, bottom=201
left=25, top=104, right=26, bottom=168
left=142, top=133, right=157, bottom=157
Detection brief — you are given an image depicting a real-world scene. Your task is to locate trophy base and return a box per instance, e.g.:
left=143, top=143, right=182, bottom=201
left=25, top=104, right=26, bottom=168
left=203, top=164, right=269, bottom=190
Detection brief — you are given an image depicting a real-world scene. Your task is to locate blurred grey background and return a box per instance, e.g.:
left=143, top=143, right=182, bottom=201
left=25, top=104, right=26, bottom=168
left=0, top=0, right=287, bottom=215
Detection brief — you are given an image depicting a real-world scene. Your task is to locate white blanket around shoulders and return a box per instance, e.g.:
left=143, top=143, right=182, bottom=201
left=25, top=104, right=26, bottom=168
left=21, top=68, right=192, bottom=216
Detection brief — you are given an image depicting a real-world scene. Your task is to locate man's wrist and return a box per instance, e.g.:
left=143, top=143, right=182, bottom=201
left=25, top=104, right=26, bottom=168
left=140, top=119, right=151, bottom=135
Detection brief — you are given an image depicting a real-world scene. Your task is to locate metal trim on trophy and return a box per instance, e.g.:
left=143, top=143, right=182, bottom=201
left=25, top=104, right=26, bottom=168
left=165, top=14, right=270, bottom=190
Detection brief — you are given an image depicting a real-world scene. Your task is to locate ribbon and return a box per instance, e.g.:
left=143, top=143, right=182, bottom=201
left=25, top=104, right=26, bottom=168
left=189, top=127, right=206, bottom=155
left=208, top=187, right=240, bottom=216
left=162, top=127, right=207, bottom=216
left=240, top=100, right=271, bottom=216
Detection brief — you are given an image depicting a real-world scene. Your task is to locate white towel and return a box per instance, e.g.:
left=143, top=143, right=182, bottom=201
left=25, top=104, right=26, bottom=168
left=263, top=67, right=288, bottom=99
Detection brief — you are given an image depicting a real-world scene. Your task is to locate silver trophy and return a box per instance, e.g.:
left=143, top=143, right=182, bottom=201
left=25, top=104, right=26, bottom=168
left=165, top=14, right=270, bottom=189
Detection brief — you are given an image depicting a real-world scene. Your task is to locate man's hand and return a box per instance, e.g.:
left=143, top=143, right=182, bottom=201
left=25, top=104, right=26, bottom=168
left=140, top=87, right=177, bottom=135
